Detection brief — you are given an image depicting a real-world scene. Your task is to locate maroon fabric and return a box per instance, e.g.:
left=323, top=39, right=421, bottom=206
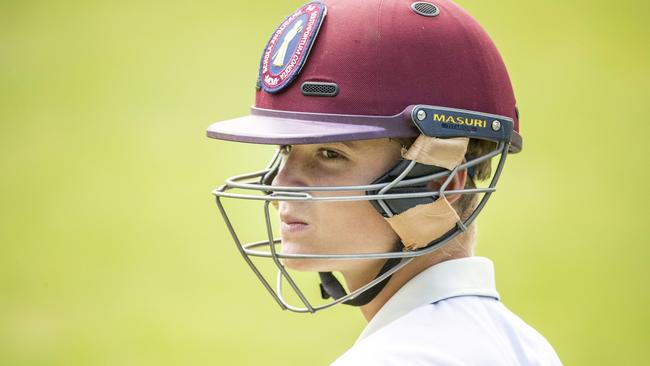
left=254, top=0, right=519, bottom=133
left=208, top=0, right=520, bottom=145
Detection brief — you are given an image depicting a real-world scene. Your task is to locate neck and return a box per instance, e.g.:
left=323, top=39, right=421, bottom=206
left=351, top=223, right=477, bottom=322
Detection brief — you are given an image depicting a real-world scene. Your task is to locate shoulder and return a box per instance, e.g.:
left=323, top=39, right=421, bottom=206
left=332, top=296, right=562, bottom=366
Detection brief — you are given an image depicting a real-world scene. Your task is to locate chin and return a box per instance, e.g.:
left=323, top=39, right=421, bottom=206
left=278, top=238, right=333, bottom=272
left=279, top=258, right=328, bottom=272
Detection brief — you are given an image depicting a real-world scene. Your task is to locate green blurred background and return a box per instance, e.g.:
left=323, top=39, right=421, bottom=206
left=1, top=0, right=648, bottom=365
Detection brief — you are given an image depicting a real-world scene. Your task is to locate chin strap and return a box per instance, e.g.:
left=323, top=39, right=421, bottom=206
left=318, top=257, right=403, bottom=307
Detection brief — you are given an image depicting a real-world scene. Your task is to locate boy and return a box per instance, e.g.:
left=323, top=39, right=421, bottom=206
left=207, top=1, right=562, bottom=364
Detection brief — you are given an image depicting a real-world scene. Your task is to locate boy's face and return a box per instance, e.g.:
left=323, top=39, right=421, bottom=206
left=270, top=138, right=403, bottom=276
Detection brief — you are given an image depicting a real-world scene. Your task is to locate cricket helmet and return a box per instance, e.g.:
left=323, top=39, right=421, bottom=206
left=207, top=0, right=521, bottom=313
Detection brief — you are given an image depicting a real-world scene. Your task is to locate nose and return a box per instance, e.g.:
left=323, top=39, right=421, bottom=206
left=271, top=166, right=303, bottom=188
left=270, top=151, right=309, bottom=188
left=269, top=152, right=309, bottom=210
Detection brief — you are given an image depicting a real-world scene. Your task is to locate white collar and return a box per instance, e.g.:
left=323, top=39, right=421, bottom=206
left=356, top=256, right=500, bottom=343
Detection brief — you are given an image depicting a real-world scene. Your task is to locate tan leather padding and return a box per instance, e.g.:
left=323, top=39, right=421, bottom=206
left=401, top=136, right=469, bottom=170
left=385, top=196, right=461, bottom=250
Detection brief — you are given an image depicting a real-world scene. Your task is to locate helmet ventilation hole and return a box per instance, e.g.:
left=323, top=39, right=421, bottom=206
left=301, top=82, right=339, bottom=97
left=411, top=2, right=440, bottom=17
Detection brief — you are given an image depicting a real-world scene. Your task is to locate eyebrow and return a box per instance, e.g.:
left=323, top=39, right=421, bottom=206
left=333, top=141, right=360, bottom=150
left=279, top=141, right=363, bottom=151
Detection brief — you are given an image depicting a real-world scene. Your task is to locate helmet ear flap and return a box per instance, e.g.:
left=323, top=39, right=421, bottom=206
left=367, top=160, right=447, bottom=217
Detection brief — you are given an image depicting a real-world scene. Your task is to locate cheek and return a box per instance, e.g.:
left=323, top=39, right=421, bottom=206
left=315, top=197, right=399, bottom=251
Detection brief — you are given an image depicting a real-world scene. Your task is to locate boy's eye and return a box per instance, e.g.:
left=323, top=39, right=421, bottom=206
left=319, top=149, right=342, bottom=160
left=279, top=145, right=345, bottom=161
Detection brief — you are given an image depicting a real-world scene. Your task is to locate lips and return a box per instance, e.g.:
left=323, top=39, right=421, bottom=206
left=280, top=213, right=308, bottom=225
left=280, top=213, right=310, bottom=234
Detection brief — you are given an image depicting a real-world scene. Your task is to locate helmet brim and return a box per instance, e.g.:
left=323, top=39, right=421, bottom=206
left=206, top=106, right=522, bottom=153
left=206, top=107, right=419, bottom=145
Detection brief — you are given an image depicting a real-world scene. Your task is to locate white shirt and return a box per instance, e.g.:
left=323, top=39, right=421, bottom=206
left=332, top=256, right=562, bottom=365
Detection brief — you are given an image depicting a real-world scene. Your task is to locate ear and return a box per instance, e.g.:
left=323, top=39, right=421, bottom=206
left=426, top=163, right=468, bottom=205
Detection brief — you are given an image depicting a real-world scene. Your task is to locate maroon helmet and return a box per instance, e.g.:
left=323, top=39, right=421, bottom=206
left=208, top=0, right=521, bottom=150
left=207, top=0, right=520, bottom=313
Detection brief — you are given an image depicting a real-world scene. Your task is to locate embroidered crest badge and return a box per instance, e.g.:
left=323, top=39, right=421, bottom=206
left=259, top=2, right=327, bottom=93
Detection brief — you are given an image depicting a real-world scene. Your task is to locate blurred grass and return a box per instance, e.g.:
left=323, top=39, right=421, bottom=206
left=0, top=0, right=648, bottom=365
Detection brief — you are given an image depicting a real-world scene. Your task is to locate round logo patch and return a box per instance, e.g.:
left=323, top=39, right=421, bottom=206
left=259, top=2, right=327, bottom=94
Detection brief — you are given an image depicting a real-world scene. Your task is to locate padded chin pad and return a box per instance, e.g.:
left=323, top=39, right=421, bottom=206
left=366, top=160, right=447, bottom=217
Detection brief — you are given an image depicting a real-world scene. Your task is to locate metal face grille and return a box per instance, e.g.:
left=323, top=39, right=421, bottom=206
left=411, top=2, right=440, bottom=17
left=301, top=82, right=339, bottom=97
